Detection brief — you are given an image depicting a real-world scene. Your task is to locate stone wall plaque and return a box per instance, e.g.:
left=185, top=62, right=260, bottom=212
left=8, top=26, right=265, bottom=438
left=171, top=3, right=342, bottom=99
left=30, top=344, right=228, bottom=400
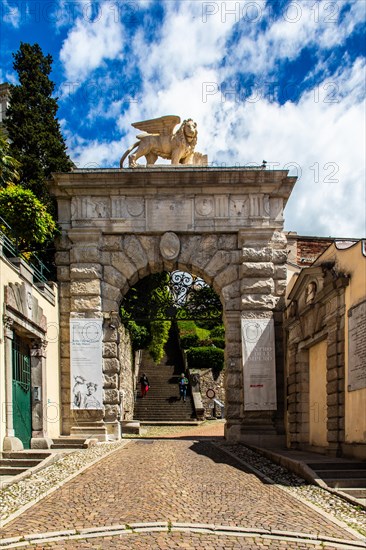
left=348, top=300, right=366, bottom=391
left=147, top=198, right=193, bottom=231
left=70, top=318, right=103, bottom=409
left=241, top=316, right=277, bottom=410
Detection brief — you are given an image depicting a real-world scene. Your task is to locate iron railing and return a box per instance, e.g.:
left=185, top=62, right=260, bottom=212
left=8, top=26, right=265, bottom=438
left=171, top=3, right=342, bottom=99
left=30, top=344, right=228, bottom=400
left=0, top=216, right=50, bottom=284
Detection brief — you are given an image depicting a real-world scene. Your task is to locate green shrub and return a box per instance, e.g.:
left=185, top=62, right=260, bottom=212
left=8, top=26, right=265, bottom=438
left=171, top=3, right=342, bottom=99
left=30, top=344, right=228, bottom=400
left=210, top=325, right=225, bottom=338
left=210, top=337, right=225, bottom=349
left=127, top=321, right=150, bottom=351
left=180, top=334, right=200, bottom=349
left=186, top=346, right=224, bottom=371
left=148, top=320, right=171, bottom=363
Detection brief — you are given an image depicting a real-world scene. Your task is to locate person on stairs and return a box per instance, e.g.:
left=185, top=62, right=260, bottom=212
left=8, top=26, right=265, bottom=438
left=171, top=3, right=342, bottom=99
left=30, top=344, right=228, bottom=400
left=140, top=373, right=150, bottom=398
left=178, top=373, right=189, bottom=402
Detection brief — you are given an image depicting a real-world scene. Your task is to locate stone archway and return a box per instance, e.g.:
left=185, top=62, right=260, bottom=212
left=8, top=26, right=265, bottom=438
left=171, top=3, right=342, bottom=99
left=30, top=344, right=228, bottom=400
left=51, top=167, right=296, bottom=443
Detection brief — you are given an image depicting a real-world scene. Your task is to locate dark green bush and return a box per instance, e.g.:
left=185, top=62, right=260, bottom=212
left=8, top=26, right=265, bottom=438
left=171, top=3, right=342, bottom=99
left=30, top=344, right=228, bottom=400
left=210, top=337, right=225, bottom=349
left=127, top=321, right=150, bottom=351
left=186, top=346, right=224, bottom=371
left=210, top=325, right=225, bottom=338
left=180, top=334, right=200, bottom=349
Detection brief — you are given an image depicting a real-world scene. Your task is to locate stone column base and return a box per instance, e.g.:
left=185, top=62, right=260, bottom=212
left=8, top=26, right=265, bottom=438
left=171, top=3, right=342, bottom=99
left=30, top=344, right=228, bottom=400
left=70, top=421, right=108, bottom=441
left=105, top=421, right=121, bottom=440
left=31, top=437, right=53, bottom=449
left=3, top=436, right=24, bottom=452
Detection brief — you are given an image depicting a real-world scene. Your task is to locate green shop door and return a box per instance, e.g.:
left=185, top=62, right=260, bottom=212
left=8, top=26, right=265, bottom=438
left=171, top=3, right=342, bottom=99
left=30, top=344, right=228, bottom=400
left=12, top=334, right=32, bottom=449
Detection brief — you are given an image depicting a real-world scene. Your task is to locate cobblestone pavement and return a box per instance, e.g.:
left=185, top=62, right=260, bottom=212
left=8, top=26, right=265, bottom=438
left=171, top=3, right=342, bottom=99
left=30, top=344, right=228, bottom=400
left=0, top=438, right=362, bottom=549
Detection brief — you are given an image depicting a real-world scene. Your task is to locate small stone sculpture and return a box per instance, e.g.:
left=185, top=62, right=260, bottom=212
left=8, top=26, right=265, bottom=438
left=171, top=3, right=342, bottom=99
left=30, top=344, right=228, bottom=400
left=120, top=115, right=199, bottom=168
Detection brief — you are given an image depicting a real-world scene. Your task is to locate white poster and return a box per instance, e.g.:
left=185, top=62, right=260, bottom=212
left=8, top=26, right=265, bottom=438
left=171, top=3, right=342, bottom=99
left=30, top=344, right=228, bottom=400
left=70, top=318, right=103, bottom=410
left=348, top=301, right=366, bottom=391
left=241, top=317, right=277, bottom=411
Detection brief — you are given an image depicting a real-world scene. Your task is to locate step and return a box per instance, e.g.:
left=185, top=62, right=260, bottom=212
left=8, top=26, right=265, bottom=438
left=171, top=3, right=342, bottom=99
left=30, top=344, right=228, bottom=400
left=0, top=467, right=28, bottom=476
left=0, top=459, right=42, bottom=468
left=316, top=469, right=366, bottom=479
left=2, top=452, right=51, bottom=460
left=326, top=478, right=366, bottom=489
left=51, top=438, right=87, bottom=448
left=70, top=426, right=107, bottom=441
left=140, top=421, right=201, bottom=426
left=308, top=462, right=366, bottom=471
left=51, top=443, right=87, bottom=449
left=339, top=488, right=366, bottom=498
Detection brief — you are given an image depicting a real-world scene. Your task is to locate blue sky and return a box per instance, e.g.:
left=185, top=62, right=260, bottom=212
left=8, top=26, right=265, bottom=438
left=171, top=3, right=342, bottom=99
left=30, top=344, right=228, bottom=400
left=1, top=0, right=365, bottom=237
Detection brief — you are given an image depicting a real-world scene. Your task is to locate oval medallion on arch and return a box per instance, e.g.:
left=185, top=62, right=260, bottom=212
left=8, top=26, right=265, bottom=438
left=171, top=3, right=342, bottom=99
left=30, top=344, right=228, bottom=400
left=160, top=232, right=180, bottom=260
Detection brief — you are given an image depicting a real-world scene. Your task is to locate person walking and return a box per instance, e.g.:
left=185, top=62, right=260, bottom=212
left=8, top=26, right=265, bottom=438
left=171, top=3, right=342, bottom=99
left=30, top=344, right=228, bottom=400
left=178, top=373, right=189, bottom=402
left=140, top=373, right=150, bottom=398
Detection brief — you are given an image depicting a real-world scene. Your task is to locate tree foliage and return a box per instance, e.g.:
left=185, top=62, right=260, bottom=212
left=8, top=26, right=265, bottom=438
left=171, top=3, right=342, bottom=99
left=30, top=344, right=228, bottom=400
left=181, top=284, right=222, bottom=320
left=5, top=42, right=73, bottom=207
left=0, top=128, right=20, bottom=186
left=121, top=272, right=174, bottom=321
left=0, top=185, right=57, bottom=251
left=121, top=273, right=173, bottom=361
left=186, top=346, right=224, bottom=371
left=148, top=321, right=171, bottom=363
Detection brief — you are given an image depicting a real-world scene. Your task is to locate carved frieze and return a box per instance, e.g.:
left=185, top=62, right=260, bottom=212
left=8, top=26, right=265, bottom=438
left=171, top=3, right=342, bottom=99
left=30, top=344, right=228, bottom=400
left=229, top=197, right=249, bottom=218
left=72, top=197, right=110, bottom=220
left=195, top=197, right=214, bottom=217
left=111, top=197, right=145, bottom=218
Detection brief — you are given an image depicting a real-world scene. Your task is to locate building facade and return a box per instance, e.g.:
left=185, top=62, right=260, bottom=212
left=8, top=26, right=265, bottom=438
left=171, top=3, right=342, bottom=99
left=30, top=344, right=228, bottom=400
left=284, top=240, right=366, bottom=459
left=0, top=242, right=60, bottom=451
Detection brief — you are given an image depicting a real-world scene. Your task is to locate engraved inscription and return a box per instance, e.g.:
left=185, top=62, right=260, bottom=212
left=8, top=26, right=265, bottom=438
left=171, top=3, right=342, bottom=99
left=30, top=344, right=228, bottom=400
left=147, top=199, right=193, bottom=231
left=348, top=301, right=366, bottom=391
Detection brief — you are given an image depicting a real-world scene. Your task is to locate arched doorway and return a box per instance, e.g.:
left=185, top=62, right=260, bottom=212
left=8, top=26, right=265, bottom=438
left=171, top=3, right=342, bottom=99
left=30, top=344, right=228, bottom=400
left=119, top=270, right=225, bottom=424
left=51, top=166, right=296, bottom=444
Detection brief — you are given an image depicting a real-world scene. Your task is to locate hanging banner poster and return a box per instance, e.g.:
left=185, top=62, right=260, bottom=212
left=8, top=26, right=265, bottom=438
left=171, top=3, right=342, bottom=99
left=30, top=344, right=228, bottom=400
left=241, top=317, right=277, bottom=411
left=70, top=318, right=103, bottom=410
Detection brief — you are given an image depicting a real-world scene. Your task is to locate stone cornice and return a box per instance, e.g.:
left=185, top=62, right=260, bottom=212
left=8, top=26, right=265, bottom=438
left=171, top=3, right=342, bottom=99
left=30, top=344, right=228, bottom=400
left=50, top=167, right=296, bottom=204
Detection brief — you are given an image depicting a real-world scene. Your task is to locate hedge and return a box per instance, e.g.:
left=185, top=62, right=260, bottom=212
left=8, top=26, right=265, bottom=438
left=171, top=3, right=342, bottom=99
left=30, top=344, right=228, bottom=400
left=186, top=346, right=224, bottom=371
left=210, top=325, right=225, bottom=338
left=180, top=334, right=200, bottom=349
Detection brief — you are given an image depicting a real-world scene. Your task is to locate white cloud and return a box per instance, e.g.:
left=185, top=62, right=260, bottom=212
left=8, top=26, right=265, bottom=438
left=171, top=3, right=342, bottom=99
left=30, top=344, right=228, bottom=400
left=64, top=0, right=365, bottom=237
left=2, top=0, right=21, bottom=27
left=60, top=1, right=124, bottom=82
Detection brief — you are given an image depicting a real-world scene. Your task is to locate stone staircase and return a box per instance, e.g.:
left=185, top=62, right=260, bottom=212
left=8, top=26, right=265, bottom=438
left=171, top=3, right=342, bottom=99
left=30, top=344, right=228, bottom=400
left=51, top=437, right=89, bottom=449
left=308, top=460, right=366, bottom=506
left=0, top=451, right=51, bottom=477
left=134, top=332, right=196, bottom=423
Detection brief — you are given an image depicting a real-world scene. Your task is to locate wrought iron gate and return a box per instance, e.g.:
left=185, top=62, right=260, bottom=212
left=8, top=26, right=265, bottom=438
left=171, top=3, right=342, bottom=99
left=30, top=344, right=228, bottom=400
left=120, top=270, right=222, bottom=322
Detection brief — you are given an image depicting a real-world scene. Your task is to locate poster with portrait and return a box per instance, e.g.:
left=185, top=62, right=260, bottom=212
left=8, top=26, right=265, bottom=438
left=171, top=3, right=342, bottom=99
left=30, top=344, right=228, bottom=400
left=70, top=318, right=103, bottom=410
left=241, top=316, right=277, bottom=411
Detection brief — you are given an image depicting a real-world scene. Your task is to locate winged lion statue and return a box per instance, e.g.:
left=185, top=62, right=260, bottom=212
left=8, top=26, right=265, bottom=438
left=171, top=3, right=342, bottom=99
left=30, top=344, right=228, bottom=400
left=119, top=115, right=199, bottom=168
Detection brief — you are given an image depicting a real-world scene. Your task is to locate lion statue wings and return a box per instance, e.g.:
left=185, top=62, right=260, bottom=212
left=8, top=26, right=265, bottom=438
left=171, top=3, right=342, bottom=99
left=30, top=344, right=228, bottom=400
left=120, top=115, right=199, bottom=168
